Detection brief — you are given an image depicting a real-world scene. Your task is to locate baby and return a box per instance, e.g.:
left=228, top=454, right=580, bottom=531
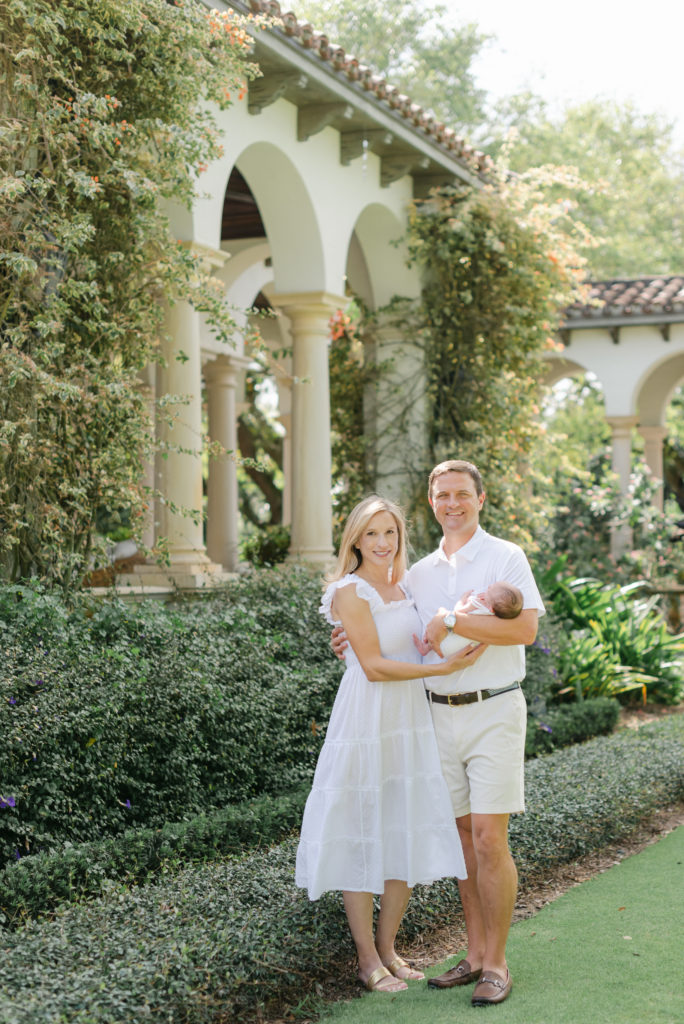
left=440, top=581, right=523, bottom=657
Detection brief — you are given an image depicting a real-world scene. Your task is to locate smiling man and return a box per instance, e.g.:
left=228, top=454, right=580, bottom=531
left=408, top=459, right=544, bottom=1007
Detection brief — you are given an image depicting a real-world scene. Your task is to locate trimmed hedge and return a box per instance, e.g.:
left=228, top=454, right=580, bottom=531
left=525, top=695, right=620, bottom=757
left=0, top=716, right=682, bottom=1024
left=0, top=570, right=339, bottom=864
left=0, top=785, right=309, bottom=929
left=0, top=694, right=623, bottom=928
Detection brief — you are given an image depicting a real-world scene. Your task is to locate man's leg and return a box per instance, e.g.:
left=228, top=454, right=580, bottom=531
left=469, top=811, right=516, bottom=975
left=455, top=813, right=485, bottom=970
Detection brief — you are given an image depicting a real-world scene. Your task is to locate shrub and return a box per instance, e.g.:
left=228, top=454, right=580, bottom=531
left=0, top=696, right=622, bottom=926
left=0, top=716, right=681, bottom=1023
left=542, top=560, right=684, bottom=703
left=521, top=612, right=565, bottom=705
left=0, top=785, right=309, bottom=930
left=525, top=696, right=620, bottom=757
left=0, top=568, right=340, bottom=864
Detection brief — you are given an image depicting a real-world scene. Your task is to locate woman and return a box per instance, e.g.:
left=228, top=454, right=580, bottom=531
left=295, top=495, right=485, bottom=993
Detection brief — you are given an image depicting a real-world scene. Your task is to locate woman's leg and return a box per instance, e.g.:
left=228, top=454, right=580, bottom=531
left=343, top=890, right=408, bottom=991
left=375, top=880, right=425, bottom=980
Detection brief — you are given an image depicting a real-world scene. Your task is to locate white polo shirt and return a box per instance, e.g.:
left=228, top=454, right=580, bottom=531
left=407, top=527, right=545, bottom=695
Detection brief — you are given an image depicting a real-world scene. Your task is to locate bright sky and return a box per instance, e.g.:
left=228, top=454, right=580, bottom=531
left=444, top=0, right=684, bottom=145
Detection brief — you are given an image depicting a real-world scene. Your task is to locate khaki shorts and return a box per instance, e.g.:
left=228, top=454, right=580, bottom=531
left=429, top=686, right=527, bottom=818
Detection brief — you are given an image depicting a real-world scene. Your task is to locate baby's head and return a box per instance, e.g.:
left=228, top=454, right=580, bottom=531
left=483, top=581, right=523, bottom=619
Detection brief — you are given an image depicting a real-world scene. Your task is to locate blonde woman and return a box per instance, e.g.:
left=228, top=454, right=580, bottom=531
left=295, top=496, right=485, bottom=993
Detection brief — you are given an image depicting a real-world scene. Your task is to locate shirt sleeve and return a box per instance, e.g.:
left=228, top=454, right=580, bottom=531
left=499, top=546, right=546, bottom=616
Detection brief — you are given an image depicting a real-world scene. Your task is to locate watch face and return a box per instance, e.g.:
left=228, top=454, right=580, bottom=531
left=444, top=613, right=456, bottom=629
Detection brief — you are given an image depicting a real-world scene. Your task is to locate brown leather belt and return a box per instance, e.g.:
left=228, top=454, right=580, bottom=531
left=427, top=681, right=521, bottom=706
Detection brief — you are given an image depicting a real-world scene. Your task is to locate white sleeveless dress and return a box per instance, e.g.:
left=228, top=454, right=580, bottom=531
left=295, top=574, right=466, bottom=900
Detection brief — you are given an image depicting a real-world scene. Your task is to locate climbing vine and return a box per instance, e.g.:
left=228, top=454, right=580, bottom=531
left=0, top=0, right=260, bottom=591
left=404, top=164, right=594, bottom=550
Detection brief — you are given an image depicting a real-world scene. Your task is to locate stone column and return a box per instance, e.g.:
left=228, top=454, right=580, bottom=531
left=638, top=424, right=668, bottom=510
left=370, top=316, right=426, bottom=501
left=204, top=354, right=250, bottom=571
left=273, top=292, right=344, bottom=566
left=607, top=415, right=638, bottom=558
left=137, top=364, right=157, bottom=553
left=278, top=411, right=292, bottom=527
left=133, top=243, right=230, bottom=589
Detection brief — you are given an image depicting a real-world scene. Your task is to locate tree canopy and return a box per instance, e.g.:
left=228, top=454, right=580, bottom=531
left=293, top=0, right=489, bottom=131
left=486, top=97, right=684, bottom=278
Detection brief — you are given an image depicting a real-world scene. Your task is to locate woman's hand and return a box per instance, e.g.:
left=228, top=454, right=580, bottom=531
left=425, top=607, right=451, bottom=657
left=331, top=624, right=347, bottom=662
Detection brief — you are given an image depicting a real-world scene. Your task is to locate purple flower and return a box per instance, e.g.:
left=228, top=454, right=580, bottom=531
left=539, top=723, right=553, bottom=734
left=124, top=799, right=131, bottom=809
left=34, top=679, right=44, bottom=687
left=0, top=796, right=16, bottom=809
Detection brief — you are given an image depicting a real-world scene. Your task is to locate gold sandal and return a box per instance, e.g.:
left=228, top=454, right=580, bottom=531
left=363, top=965, right=407, bottom=992
left=385, top=956, right=425, bottom=981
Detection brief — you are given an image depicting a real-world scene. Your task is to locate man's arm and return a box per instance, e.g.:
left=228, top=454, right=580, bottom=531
left=426, top=608, right=538, bottom=656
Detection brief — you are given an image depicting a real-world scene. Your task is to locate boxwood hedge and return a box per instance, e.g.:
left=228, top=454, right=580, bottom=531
left=0, top=570, right=339, bottom=864
left=0, top=716, right=681, bottom=1024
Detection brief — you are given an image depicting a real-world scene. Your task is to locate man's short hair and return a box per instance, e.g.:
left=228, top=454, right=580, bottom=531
left=428, top=460, right=484, bottom=499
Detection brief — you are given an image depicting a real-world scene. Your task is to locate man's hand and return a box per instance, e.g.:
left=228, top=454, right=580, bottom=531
left=425, top=607, right=450, bottom=658
left=331, top=624, right=347, bottom=662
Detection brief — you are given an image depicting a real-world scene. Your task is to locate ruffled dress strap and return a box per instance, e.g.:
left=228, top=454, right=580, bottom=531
left=319, top=573, right=385, bottom=625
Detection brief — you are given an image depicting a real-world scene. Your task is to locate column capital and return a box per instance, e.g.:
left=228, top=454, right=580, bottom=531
left=272, top=291, right=348, bottom=318
left=606, top=415, right=639, bottom=437
left=203, top=352, right=251, bottom=386
left=637, top=423, right=668, bottom=442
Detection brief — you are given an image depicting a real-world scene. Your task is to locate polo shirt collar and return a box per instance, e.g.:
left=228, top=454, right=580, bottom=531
left=432, top=525, right=487, bottom=566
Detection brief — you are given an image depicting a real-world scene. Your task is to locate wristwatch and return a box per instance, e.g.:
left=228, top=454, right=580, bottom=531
left=443, top=611, right=457, bottom=630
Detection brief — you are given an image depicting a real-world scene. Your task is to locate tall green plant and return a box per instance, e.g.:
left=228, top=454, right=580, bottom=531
left=0, top=0, right=259, bottom=591
left=405, top=164, right=593, bottom=550
left=543, top=562, right=684, bottom=704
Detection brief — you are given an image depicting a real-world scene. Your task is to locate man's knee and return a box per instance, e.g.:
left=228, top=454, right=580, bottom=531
left=471, top=814, right=511, bottom=864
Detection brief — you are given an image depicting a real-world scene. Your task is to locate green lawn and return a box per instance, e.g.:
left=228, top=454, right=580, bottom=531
left=318, top=825, right=684, bottom=1024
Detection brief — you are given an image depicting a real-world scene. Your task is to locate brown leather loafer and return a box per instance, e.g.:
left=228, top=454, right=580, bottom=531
left=427, top=959, right=482, bottom=989
left=471, top=968, right=512, bottom=1005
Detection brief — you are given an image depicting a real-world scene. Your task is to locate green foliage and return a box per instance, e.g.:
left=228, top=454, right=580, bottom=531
left=525, top=696, right=620, bottom=758
left=405, top=166, right=592, bottom=551
left=538, top=375, right=684, bottom=586
left=239, top=523, right=291, bottom=566
left=236, top=362, right=285, bottom=533
left=0, top=716, right=681, bottom=1023
left=0, top=0, right=258, bottom=591
left=0, top=568, right=340, bottom=864
left=521, top=613, right=564, bottom=705
left=543, top=562, right=684, bottom=704
left=487, top=98, right=684, bottom=278
left=0, top=785, right=309, bottom=929
left=328, top=306, right=377, bottom=536
left=294, top=0, right=489, bottom=130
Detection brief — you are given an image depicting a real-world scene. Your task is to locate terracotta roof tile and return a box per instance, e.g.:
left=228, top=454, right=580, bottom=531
left=244, top=0, right=491, bottom=176
left=565, top=277, right=684, bottom=319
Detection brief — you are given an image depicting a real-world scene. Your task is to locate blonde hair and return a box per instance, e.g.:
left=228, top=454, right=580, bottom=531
left=326, top=495, right=408, bottom=585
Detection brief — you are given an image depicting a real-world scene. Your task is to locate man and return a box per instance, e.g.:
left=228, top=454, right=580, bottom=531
left=408, top=459, right=544, bottom=1006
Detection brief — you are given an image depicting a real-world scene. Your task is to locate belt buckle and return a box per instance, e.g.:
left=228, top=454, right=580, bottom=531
left=447, top=693, right=461, bottom=707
